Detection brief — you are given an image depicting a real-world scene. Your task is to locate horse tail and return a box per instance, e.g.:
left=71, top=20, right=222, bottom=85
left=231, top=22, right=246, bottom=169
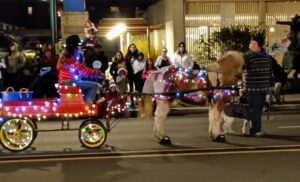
left=137, top=95, right=154, bottom=118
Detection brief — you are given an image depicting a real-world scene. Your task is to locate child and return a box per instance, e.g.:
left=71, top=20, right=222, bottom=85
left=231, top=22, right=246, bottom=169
left=106, top=80, right=121, bottom=106
left=142, top=58, right=156, bottom=80
left=102, top=80, right=128, bottom=118
left=132, top=52, right=146, bottom=92
left=116, top=68, right=129, bottom=93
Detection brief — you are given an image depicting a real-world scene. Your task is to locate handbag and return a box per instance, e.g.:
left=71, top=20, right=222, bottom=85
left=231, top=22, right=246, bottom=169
left=223, top=94, right=253, bottom=120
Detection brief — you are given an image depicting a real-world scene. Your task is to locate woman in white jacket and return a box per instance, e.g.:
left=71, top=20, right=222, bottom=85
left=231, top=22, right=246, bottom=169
left=172, top=42, right=193, bottom=69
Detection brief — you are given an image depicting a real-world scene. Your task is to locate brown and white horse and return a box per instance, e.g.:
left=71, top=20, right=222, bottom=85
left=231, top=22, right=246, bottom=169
left=143, top=51, right=244, bottom=144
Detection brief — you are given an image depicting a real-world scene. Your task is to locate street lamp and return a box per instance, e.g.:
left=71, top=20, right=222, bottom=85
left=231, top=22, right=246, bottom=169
left=50, top=0, right=57, bottom=56
left=106, top=23, right=127, bottom=40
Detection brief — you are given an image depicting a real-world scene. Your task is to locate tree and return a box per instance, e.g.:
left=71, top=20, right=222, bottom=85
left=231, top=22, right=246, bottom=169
left=193, top=25, right=264, bottom=65
left=212, top=25, right=264, bottom=54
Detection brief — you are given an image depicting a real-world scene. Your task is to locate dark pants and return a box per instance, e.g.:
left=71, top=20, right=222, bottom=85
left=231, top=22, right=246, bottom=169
left=134, top=71, right=145, bottom=93
left=246, top=92, right=266, bottom=135
left=129, top=78, right=134, bottom=92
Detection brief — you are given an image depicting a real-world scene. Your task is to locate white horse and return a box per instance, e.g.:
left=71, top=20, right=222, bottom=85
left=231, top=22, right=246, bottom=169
left=143, top=51, right=244, bottom=144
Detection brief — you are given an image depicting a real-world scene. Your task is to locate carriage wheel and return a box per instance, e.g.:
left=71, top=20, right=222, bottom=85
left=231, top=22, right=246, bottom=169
left=79, top=119, right=107, bottom=149
left=0, top=118, right=36, bottom=152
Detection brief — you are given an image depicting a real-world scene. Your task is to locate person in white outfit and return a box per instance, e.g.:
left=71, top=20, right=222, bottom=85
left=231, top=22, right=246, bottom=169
left=155, top=47, right=171, bottom=69
left=132, top=52, right=146, bottom=92
left=172, top=42, right=193, bottom=69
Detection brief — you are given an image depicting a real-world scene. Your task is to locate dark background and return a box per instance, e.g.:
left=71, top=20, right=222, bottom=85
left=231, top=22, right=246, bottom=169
left=0, top=0, right=158, bottom=29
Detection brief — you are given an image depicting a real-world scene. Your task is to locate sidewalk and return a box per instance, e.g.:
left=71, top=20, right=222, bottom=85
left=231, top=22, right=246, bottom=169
left=169, top=93, right=300, bottom=115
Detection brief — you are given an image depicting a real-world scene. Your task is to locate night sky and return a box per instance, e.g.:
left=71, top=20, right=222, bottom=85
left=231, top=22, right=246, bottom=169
left=0, top=0, right=158, bottom=29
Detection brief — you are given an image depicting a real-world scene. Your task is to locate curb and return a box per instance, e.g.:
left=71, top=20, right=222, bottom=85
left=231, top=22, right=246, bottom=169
left=169, top=104, right=300, bottom=116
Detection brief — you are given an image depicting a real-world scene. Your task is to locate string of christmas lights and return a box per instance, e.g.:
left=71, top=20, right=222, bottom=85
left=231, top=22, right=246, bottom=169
left=0, top=68, right=238, bottom=121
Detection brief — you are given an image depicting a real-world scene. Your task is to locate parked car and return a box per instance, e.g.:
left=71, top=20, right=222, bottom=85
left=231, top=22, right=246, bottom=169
left=0, top=32, right=39, bottom=62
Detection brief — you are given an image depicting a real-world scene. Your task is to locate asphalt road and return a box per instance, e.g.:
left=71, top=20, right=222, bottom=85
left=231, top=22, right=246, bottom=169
left=1, top=113, right=300, bottom=181
left=1, top=149, right=300, bottom=182
left=2, top=112, right=300, bottom=154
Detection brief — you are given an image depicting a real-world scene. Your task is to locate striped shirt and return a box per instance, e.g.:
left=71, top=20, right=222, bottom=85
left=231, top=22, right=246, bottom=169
left=57, top=56, right=101, bottom=83
left=243, top=51, right=275, bottom=93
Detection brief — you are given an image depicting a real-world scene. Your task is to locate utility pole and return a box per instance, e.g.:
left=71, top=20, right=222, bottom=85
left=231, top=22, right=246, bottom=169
left=50, top=0, right=57, bottom=56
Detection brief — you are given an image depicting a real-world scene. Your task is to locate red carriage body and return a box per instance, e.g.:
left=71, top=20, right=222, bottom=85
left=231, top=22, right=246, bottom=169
left=1, top=85, right=98, bottom=119
left=0, top=85, right=106, bottom=152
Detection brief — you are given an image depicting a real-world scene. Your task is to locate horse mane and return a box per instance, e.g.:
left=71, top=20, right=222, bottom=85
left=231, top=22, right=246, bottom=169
left=219, top=51, right=244, bottom=65
left=216, top=51, right=244, bottom=86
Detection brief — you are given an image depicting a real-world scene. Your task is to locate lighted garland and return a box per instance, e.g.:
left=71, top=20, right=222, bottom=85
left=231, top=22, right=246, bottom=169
left=0, top=84, right=98, bottom=120
left=105, top=98, right=132, bottom=119
left=151, top=67, right=237, bottom=103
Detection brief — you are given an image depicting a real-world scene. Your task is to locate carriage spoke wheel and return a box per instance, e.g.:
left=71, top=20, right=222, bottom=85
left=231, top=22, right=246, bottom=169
left=0, top=118, right=36, bottom=152
left=79, top=120, right=107, bottom=149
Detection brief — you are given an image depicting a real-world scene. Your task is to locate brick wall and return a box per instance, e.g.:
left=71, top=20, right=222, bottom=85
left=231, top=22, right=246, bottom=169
left=61, top=12, right=88, bottom=42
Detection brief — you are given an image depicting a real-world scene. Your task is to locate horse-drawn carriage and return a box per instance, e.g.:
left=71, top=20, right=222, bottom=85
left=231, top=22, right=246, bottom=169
left=0, top=51, right=246, bottom=151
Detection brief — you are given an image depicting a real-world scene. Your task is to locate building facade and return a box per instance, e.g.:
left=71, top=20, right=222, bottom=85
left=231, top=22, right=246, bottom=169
left=147, top=0, right=300, bottom=64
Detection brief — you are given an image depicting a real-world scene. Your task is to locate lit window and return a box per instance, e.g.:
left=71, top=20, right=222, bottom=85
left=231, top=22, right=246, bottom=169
left=28, top=7, right=33, bottom=15
left=110, top=7, right=120, bottom=13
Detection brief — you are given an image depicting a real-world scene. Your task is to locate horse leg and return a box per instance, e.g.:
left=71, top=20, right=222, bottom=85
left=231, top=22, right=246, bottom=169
left=154, top=100, right=171, bottom=144
left=222, top=112, right=236, bottom=134
left=209, top=104, right=225, bottom=142
left=242, top=120, right=251, bottom=135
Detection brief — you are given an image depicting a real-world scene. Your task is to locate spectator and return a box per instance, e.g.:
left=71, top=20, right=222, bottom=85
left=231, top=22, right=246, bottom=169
left=83, top=47, right=104, bottom=81
left=125, top=43, right=138, bottom=92
left=82, top=25, right=102, bottom=48
left=106, top=80, right=121, bottom=103
left=4, top=42, right=26, bottom=89
left=37, top=49, right=58, bottom=97
left=110, top=51, right=133, bottom=83
left=94, top=45, right=108, bottom=74
left=133, top=52, right=146, bottom=92
left=116, top=68, right=129, bottom=93
left=243, top=34, right=274, bottom=137
left=142, top=57, right=156, bottom=80
left=173, top=42, right=193, bottom=69
left=97, top=79, right=122, bottom=116
left=56, top=34, right=102, bottom=104
left=155, top=47, right=171, bottom=69
left=83, top=47, right=95, bottom=68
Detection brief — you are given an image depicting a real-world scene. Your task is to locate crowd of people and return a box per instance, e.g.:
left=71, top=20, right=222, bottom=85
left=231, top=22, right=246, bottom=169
left=0, top=29, right=198, bottom=105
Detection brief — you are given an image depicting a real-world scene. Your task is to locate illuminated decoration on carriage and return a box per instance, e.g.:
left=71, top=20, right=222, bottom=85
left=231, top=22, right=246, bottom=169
left=0, top=85, right=98, bottom=120
left=105, top=97, right=132, bottom=119
left=150, top=67, right=237, bottom=104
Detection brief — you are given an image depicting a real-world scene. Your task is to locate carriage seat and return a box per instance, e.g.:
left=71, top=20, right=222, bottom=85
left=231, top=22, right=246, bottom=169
left=56, top=83, right=85, bottom=105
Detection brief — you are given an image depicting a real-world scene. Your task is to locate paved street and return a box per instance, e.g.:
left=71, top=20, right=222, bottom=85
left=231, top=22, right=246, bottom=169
left=1, top=112, right=300, bottom=155
left=1, top=112, right=300, bottom=181
left=1, top=143, right=300, bottom=182
left=0, top=113, right=299, bottom=155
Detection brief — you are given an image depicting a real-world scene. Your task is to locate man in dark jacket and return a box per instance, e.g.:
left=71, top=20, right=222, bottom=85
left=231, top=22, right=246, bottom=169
left=94, top=45, right=108, bottom=74
left=84, top=45, right=108, bottom=74
left=243, top=34, right=275, bottom=137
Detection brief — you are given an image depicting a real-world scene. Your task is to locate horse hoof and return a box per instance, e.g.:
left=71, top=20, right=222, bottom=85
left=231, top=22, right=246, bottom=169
left=159, top=136, right=172, bottom=145
left=214, top=135, right=226, bottom=142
